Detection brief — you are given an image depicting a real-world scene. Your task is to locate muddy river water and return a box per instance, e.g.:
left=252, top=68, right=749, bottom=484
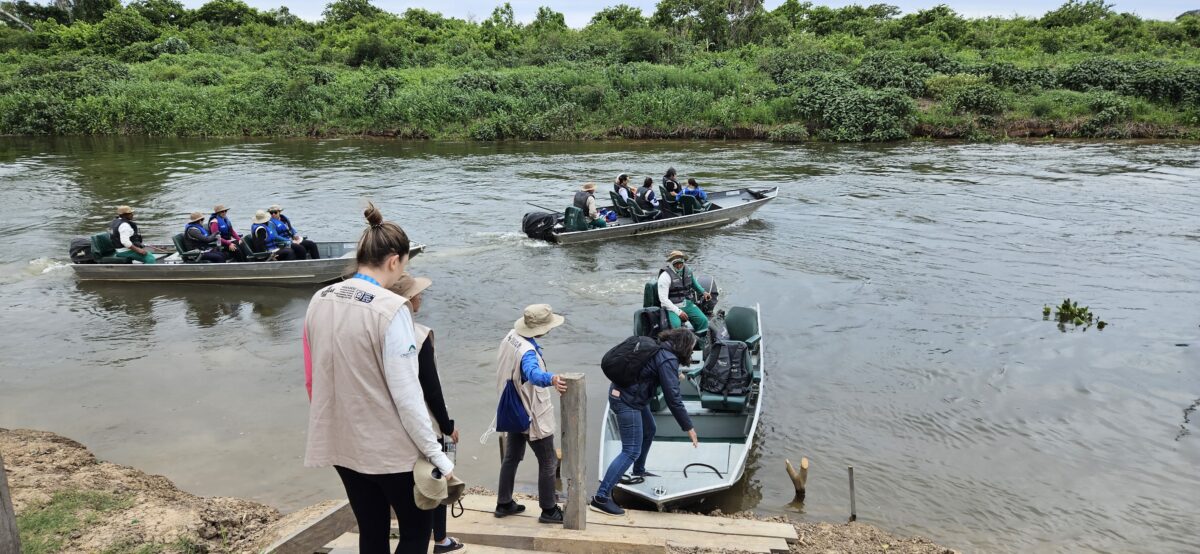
left=0, top=138, right=1197, bottom=552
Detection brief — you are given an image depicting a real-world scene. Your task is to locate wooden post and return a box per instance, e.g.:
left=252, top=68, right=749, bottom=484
left=785, top=457, right=808, bottom=500
left=847, top=466, right=857, bottom=522
left=559, top=372, right=587, bottom=531
left=1, top=450, right=21, bottom=554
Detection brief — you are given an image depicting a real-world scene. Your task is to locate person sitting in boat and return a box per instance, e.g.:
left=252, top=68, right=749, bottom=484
left=207, top=204, right=246, bottom=262
left=182, top=212, right=226, bottom=263
left=682, top=178, right=708, bottom=203
left=636, top=177, right=659, bottom=210
left=268, top=205, right=320, bottom=260
left=110, top=205, right=156, bottom=264
left=249, top=210, right=297, bottom=260
left=658, top=250, right=711, bottom=334
left=613, top=174, right=635, bottom=204
left=573, top=183, right=607, bottom=229
left=662, top=167, right=682, bottom=200
left=591, top=327, right=699, bottom=516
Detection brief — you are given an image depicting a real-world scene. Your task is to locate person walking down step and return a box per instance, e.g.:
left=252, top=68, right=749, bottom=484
left=303, top=203, right=453, bottom=554
left=494, top=304, right=569, bottom=525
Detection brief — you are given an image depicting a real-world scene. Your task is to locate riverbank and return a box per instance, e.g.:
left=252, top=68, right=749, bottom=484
left=1, top=428, right=955, bottom=553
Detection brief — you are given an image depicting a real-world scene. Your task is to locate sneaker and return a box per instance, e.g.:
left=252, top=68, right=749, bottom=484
left=632, top=471, right=660, bottom=478
left=589, top=496, right=625, bottom=516
left=538, top=505, right=564, bottom=524
left=494, top=501, right=526, bottom=518
left=433, top=537, right=465, bottom=553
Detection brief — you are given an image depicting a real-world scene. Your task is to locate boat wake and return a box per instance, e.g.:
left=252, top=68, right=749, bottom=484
left=0, top=258, right=71, bottom=285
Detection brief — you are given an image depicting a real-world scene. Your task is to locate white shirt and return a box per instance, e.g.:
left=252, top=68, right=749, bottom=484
left=116, top=221, right=136, bottom=251
left=657, top=270, right=683, bottom=316
left=618, top=187, right=631, bottom=202
left=383, top=306, right=454, bottom=475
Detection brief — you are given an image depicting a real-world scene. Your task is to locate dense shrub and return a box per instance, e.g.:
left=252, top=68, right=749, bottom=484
left=946, top=84, right=1008, bottom=114
left=759, top=47, right=849, bottom=83
left=853, top=52, right=930, bottom=96
left=767, top=123, right=808, bottom=141
left=94, top=10, right=160, bottom=53
left=1121, top=66, right=1200, bottom=105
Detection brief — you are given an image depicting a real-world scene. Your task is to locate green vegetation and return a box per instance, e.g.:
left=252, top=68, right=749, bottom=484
left=1044, top=298, right=1107, bottom=330
left=1, top=0, right=1199, bottom=140
left=16, top=489, right=132, bottom=554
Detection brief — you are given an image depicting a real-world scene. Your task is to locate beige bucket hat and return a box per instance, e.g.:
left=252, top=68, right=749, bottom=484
left=252, top=210, right=271, bottom=224
left=188, top=211, right=205, bottom=223
left=390, top=273, right=432, bottom=299
left=116, top=205, right=133, bottom=215
left=268, top=204, right=283, bottom=213
left=213, top=204, right=229, bottom=213
left=667, top=250, right=688, bottom=263
left=514, top=304, right=565, bottom=338
left=581, top=182, right=596, bottom=192
left=413, top=458, right=466, bottom=511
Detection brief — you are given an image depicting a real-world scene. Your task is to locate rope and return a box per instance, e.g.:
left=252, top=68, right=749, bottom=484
left=451, top=499, right=464, bottom=518
left=683, top=463, right=723, bottom=479
left=479, top=415, right=497, bottom=445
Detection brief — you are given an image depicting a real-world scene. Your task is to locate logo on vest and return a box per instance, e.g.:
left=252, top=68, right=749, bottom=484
left=354, top=290, right=375, bottom=303
left=320, top=286, right=334, bottom=297
left=400, top=344, right=418, bottom=357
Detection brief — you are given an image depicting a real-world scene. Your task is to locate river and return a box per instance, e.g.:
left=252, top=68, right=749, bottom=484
left=0, top=137, right=1197, bottom=553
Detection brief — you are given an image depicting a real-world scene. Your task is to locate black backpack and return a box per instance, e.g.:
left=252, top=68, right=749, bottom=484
left=700, top=340, right=752, bottom=398
left=601, top=336, right=662, bottom=388
left=636, top=307, right=670, bottom=338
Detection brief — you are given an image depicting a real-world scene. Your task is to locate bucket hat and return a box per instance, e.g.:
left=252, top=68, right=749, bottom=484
left=188, top=212, right=205, bottom=223
left=116, top=205, right=133, bottom=215
left=514, top=304, right=564, bottom=338
left=581, top=183, right=596, bottom=192
left=268, top=204, right=283, bottom=213
left=413, top=458, right=466, bottom=511
left=252, top=210, right=271, bottom=224
left=213, top=204, right=229, bottom=213
left=391, top=273, right=432, bottom=299
left=666, top=250, right=688, bottom=263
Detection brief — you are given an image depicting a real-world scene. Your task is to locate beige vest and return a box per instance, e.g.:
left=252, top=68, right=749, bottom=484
left=495, top=329, right=555, bottom=441
left=304, top=279, right=429, bottom=474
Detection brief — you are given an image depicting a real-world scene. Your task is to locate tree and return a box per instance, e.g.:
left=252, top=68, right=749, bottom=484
left=322, top=0, right=380, bottom=24
left=1041, top=0, right=1113, bottom=28
left=193, top=0, right=256, bottom=25
left=481, top=2, right=519, bottom=51
left=651, top=0, right=766, bottom=49
left=128, top=0, right=186, bottom=26
left=72, top=0, right=119, bottom=23
left=529, top=6, right=566, bottom=34
left=95, top=8, right=159, bottom=51
left=590, top=4, right=645, bottom=30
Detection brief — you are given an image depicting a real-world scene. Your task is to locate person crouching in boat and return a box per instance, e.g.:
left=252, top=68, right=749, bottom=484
left=249, top=210, right=298, bottom=260
left=591, top=328, right=699, bottom=516
left=268, top=204, right=320, bottom=260
left=303, top=203, right=453, bottom=554
left=182, top=212, right=226, bottom=263
left=572, top=183, right=607, bottom=229
left=110, top=205, right=155, bottom=264
left=391, top=273, right=466, bottom=554
left=658, top=250, right=711, bottom=334
left=208, top=204, right=247, bottom=262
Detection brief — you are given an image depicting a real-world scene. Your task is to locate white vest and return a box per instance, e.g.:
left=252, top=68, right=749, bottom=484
left=495, top=329, right=556, bottom=441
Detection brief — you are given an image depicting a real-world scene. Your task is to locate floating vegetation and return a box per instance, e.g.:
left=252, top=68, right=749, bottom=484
left=1043, top=299, right=1107, bottom=331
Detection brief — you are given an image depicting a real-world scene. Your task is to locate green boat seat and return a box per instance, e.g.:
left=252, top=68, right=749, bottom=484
left=647, top=385, right=665, bottom=411
left=700, top=391, right=749, bottom=413
left=643, top=279, right=660, bottom=308
left=563, top=206, right=589, bottom=232
left=90, top=232, right=132, bottom=264
left=609, top=191, right=633, bottom=218
left=725, top=306, right=761, bottom=351
left=679, top=194, right=712, bottom=215
left=627, top=201, right=659, bottom=223
left=659, top=185, right=679, bottom=213
left=171, top=233, right=208, bottom=263
left=238, top=237, right=274, bottom=262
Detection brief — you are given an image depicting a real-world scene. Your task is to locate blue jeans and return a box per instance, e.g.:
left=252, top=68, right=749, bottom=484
left=595, top=393, right=656, bottom=500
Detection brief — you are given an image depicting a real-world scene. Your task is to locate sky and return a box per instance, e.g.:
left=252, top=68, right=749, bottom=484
left=184, top=0, right=1199, bottom=26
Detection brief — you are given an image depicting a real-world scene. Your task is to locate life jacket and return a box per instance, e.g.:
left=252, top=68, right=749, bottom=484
left=275, top=214, right=296, bottom=239
left=573, top=190, right=592, bottom=212
left=251, top=222, right=286, bottom=251
left=109, top=217, right=143, bottom=249
left=182, top=222, right=212, bottom=251
left=659, top=263, right=696, bottom=304
left=208, top=214, right=235, bottom=239
left=663, top=176, right=681, bottom=195
left=637, top=187, right=657, bottom=209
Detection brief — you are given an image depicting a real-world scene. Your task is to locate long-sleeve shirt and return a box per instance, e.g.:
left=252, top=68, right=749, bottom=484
left=617, top=186, right=632, bottom=202
left=208, top=220, right=241, bottom=248
left=184, top=225, right=218, bottom=250
left=682, top=187, right=708, bottom=202
left=116, top=221, right=136, bottom=251
left=519, top=337, right=554, bottom=387
left=417, top=336, right=454, bottom=436
left=657, top=269, right=706, bottom=316
left=613, top=349, right=693, bottom=432
left=382, top=306, right=454, bottom=475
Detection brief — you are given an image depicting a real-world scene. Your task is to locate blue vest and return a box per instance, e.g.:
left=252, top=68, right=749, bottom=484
left=208, top=214, right=235, bottom=239
left=270, top=218, right=293, bottom=239
left=252, top=222, right=288, bottom=249
left=183, top=222, right=211, bottom=251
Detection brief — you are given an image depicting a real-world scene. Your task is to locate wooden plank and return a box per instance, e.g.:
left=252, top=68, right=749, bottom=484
left=444, top=508, right=664, bottom=554
left=559, top=372, right=587, bottom=531
left=262, top=500, right=355, bottom=554
left=1, top=450, right=20, bottom=554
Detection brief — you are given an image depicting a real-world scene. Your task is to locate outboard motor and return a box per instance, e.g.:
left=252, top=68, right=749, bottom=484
left=695, top=274, right=719, bottom=316
left=522, top=211, right=559, bottom=241
left=69, top=236, right=94, bottom=264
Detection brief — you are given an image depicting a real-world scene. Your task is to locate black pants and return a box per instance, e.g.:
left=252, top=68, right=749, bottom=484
left=298, top=238, right=320, bottom=259
left=222, top=242, right=247, bottom=262
left=273, top=246, right=297, bottom=261
left=335, top=466, right=432, bottom=554
left=497, top=433, right=557, bottom=511
left=199, top=250, right=225, bottom=263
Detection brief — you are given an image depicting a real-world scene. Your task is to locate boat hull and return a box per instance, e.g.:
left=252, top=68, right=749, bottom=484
left=549, top=188, right=777, bottom=245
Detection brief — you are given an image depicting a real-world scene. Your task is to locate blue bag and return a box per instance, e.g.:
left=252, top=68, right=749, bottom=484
left=600, top=208, right=618, bottom=222
left=496, top=379, right=531, bottom=433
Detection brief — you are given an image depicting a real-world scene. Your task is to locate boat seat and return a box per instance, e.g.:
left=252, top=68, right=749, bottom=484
left=627, top=201, right=659, bottom=223
left=89, top=232, right=132, bottom=264
left=643, top=280, right=660, bottom=308
left=172, top=233, right=207, bottom=263
left=609, top=191, right=633, bottom=218
left=725, top=306, right=761, bottom=351
left=238, top=237, right=274, bottom=262
left=563, top=206, right=589, bottom=232
left=679, top=195, right=712, bottom=215
left=659, top=185, right=679, bottom=212
left=699, top=391, right=749, bottom=413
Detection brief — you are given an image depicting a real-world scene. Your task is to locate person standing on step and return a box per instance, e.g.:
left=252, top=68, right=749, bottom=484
left=592, top=328, right=699, bottom=516
left=391, top=273, right=465, bottom=554
left=110, top=205, right=156, bottom=264
left=303, top=203, right=452, bottom=554
left=494, top=304, right=569, bottom=525
left=657, top=250, right=711, bottom=334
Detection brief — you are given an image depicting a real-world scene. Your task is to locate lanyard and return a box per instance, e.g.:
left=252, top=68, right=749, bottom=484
left=351, top=273, right=380, bottom=287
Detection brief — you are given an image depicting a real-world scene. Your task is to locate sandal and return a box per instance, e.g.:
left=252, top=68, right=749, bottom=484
left=619, top=475, right=645, bottom=485
left=433, top=537, right=465, bottom=553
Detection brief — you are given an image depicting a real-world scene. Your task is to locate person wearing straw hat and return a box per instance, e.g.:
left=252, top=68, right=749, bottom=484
left=390, top=274, right=465, bottom=554
left=207, top=204, right=246, bottom=262
left=182, top=212, right=226, bottom=263
left=268, top=204, right=320, bottom=260
left=657, top=250, right=711, bottom=334
left=109, top=205, right=156, bottom=264
left=494, top=304, right=569, bottom=525
left=572, top=183, right=607, bottom=229
left=249, top=210, right=297, bottom=260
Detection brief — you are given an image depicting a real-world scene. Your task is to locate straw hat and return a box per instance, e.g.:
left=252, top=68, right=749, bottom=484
left=252, top=210, right=271, bottom=224
left=188, top=211, right=205, bottom=223
left=667, top=250, right=688, bottom=263
left=514, top=304, right=565, bottom=338
left=268, top=204, right=283, bottom=213
left=213, top=204, right=229, bottom=213
left=116, top=205, right=133, bottom=215
left=580, top=183, right=596, bottom=192
left=412, top=458, right=466, bottom=511
left=390, top=273, right=432, bottom=299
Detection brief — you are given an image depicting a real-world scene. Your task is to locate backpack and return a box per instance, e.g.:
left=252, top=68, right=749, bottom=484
left=704, top=314, right=730, bottom=359
left=601, top=336, right=662, bottom=388
left=636, top=307, right=669, bottom=338
left=700, top=340, right=752, bottom=398
left=495, top=379, right=531, bottom=433
left=69, top=237, right=94, bottom=264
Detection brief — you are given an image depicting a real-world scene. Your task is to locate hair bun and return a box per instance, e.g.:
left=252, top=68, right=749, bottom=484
left=364, top=202, right=384, bottom=227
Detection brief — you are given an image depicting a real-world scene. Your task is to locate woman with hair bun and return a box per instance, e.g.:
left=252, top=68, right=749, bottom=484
left=303, top=203, right=452, bottom=554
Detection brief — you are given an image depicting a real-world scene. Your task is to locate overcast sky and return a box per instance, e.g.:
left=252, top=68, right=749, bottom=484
left=192, top=1, right=1197, bottom=26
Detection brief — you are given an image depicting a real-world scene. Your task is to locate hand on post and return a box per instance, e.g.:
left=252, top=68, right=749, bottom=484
left=551, top=374, right=568, bottom=394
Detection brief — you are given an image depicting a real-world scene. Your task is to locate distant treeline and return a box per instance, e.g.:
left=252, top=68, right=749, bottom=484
left=1, top=0, right=1199, bottom=140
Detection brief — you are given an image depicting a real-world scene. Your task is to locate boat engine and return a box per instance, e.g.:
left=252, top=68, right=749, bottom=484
left=69, top=237, right=94, bottom=264
left=522, top=211, right=558, bottom=241
left=695, top=275, right=719, bottom=316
